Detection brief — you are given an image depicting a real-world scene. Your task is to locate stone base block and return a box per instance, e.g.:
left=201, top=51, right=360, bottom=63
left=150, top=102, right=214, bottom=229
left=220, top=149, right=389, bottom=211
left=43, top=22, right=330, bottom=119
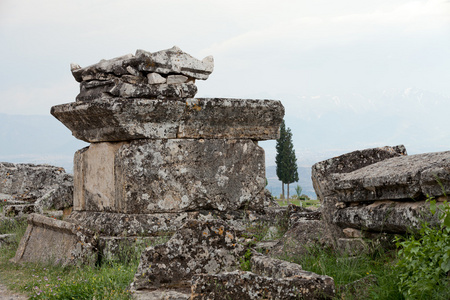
left=11, top=213, right=97, bottom=266
left=74, top=139, right=266, bottom=214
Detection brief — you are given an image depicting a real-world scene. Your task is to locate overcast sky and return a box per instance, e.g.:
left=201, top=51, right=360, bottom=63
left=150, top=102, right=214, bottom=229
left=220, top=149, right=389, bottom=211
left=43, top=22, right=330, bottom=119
left=1, top=0, right=450, bottom=166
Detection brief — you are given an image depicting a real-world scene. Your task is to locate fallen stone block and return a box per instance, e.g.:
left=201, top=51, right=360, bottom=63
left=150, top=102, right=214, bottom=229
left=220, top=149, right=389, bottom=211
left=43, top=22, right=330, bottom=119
left=0, top=162, right=73, bottom=209
left=131, top=219, right=246, bottom=290
left=333, top=150, right=450, bottom=203
left=73, top=139, right=266, bottom=213
left=191, top=270, right=335, bottom=300
left=336, top=238, right=368, bottom=256
left=2, top=204, right=38, bottom=218
left=333, top=200, right=439, bottom=233
left=11, top=213, right=97, bottom=266
left=51, top=98, right=284, bottom=142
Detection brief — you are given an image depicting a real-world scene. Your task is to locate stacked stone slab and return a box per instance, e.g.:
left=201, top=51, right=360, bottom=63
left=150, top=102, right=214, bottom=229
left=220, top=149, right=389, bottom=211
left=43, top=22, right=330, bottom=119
left=0, top=163, right=73, bottom=218
left=312, top=145, right=449, bottom=251
left=49, top=47, right=284, bottom=247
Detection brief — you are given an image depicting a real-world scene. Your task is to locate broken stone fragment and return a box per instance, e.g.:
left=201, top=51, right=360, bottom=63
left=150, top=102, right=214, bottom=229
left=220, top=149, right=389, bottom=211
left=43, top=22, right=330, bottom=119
left=167, top=74, right=188, bottom=84
left=0, top=162, right=73, bottom=210
left=147, top=72, right=166, bottom=84
left=73, top=139, right=266, bottom=214
left=11, top=213, right=97, bottom=266
left=333, top=200, right=439, bottom=233
left=51, top=98, right=284, bottom=142
left=131, top=219, right=246, bottom=290
left=191, top=270, right=335, bottom=300
left=135, top=46, right=214, bottom=80
left=332, top=150, right=450, bottom=202
left=71, top=46, right=213, bottom=82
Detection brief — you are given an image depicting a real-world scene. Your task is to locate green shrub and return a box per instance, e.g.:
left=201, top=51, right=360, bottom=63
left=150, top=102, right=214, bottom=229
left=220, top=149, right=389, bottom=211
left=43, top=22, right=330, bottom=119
left=395, top=197, right=450, bottom=298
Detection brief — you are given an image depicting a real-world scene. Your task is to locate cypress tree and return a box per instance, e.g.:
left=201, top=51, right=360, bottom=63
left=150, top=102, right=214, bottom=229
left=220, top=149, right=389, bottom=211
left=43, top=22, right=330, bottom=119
left=275, top=120, right=299, bottom=203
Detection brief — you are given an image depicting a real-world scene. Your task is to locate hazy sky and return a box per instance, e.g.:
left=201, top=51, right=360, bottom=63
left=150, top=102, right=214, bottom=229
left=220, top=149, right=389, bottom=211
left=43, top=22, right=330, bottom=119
left=1, top=0, right=450, bottom=166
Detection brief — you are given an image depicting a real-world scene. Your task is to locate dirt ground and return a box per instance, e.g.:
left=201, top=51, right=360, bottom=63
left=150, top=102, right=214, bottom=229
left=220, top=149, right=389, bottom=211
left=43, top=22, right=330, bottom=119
left=0, top=283, right=28, bottom=300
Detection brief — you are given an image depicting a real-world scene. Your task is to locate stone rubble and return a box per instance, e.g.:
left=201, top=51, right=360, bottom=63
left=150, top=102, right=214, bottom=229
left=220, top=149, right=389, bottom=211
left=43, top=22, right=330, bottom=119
left=70, top=46, right=213, bottom=101
left=311, top=145, right=449, bottom=252
left=11, top=47, right=337, bottom=299
left=0, top=162, right=73, bottom=217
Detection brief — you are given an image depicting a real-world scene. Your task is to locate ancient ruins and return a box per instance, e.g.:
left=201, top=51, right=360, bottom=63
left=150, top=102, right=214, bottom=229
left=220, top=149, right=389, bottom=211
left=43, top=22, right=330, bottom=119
left=312, top=145, right=450, bottom=252
left=4, top=46, right=449, bottom=299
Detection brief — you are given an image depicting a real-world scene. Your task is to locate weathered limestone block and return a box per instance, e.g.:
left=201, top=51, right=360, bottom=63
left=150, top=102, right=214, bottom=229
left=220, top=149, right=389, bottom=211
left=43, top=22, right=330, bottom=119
left=333, top=200, right=439, bottom=233
left=250, top=254, right=304, bottom=278
left=76, top=80, right=197, bottom=101
left=2, top=204, right=37, bottom=218
left=132, top=220, right=246, bottom=290
left=269, top=219, right=328, bottom=258
left=191, top=270, right=335, bottom=300
left=74, top=139, right=266, bottom=214
left=135, top=46, right=214, bottom=80
left=333, top=151, right=450, bottom=203
left=51, top=98, right=284, bottom=142
left=311, top=146, right=407, bottom=246
left=336, top=238, right=368, bottom=256
left=68, top=207, right=275, bottom=237
left=71, top=46, right=213, bottom=82
left=0, top=163, right=73, bottom=209
left=12, top=213, right=97, bottom=266
left=311, top=145, right=407, bottom=200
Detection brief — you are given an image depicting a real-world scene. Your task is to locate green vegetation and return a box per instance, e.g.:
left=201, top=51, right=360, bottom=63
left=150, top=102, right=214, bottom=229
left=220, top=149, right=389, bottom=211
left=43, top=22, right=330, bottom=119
left=2, top=198, right=450, bottom=299
left=275, top=119, right=298, bottom=201
left=0, top=218, right=155, bottom=299
left=395, top=197, right=450, bottom=299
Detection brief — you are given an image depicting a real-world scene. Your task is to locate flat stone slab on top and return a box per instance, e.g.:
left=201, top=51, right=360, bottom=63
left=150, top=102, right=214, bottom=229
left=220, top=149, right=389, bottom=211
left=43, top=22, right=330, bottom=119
left=332, top=150, right=450, bottom=202
left=51, top=98, right=284, bottom=142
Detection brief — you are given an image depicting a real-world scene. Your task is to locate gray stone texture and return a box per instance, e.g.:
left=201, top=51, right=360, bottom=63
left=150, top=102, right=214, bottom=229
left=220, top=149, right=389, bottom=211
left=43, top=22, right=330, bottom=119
left=51, top=98, right=284, bottom=143
left=76, top=80, right=197, bottom=101
left=0, top=162, right=73, bottom=210
left=191, top=270, right=335, bottom=300
left=311, top=145, right=407, bottom=201
left=71, top=46, right=213, bottom=83
left=12, top=213, right=97, bottom=266
left=311, top=145, right=409, bottom=245
left=73, top=139, right=266, bottom=214
left=333, top=200, right=439, bottom=232
left=333, top=150, right=450, bottom=203
left=132, top=219, right=246, bottom=290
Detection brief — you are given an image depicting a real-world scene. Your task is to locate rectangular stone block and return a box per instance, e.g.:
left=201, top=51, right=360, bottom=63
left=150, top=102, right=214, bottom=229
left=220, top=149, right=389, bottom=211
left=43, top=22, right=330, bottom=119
left=11, top=213, right=97, bottom=266
left=74, top=139, right=266, bottom=214
left=51, top=98, right=284, bottom=142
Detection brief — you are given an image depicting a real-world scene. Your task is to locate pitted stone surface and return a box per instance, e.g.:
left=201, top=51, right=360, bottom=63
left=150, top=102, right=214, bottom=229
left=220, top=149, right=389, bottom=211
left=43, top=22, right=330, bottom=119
left=74, top=139, right=266, bottom=213
left=132, top=219, right=246, bottom=290
left=191, top=270, right=335, bottom=300
left=311, top=145, right=407, bottom=200
left=333, top=151, right=450, bottom=203
left=333, top=200, right=440, bottom=232
left=12, top=213, right=97, bottom=266
left=71, top=46, right=213, bottom=82
left=51, top=98, right=284, bottom=142
left=0, top=162, right=73, bottom=210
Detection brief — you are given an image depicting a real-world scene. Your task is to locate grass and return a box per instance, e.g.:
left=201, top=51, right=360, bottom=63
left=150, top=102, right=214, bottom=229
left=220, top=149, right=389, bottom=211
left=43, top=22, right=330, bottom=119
left=2, top=208, right=450, bottom=299
left=276, top=198, right=320, bottom=208
left=0, top=218, right=151, bottom=299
